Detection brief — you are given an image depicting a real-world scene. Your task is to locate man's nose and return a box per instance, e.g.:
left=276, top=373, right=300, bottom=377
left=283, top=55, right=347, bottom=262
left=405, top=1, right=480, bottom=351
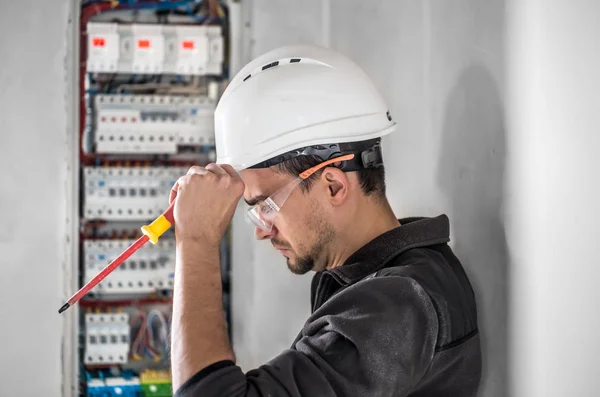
left=255, top=225, right=277, bottom=240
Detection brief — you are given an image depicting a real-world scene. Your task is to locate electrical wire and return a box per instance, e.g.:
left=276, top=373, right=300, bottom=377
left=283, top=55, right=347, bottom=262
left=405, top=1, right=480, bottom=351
left=129, top=0, right=198, bottom=11
left=82, top=0, right=195, bottom=8
left=185, top=2, right=212, bottom=23
left=130, top=311, right=147, bottom=358
left=147, top=310, right=169, bottom=359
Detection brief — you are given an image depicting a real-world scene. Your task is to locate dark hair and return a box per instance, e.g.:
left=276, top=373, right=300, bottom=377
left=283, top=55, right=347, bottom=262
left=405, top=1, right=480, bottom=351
left=275, top=155, right=386, bottom=197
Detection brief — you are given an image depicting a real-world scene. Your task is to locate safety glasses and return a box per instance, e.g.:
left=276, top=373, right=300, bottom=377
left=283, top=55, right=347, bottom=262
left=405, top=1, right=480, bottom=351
left=247, top=154, right=355, bottom=232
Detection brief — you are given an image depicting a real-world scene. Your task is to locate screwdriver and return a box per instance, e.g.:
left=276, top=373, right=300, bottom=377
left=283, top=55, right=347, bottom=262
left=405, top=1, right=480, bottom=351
left=58, top=202, right=175, bottom=314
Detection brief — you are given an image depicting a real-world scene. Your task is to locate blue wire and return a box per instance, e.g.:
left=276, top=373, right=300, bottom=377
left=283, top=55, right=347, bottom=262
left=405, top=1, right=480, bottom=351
left=130, top=0, right=197, bottom=11
left=82, top=0, right=223, bottom=23
left=82, top=0, right=198, bottom=11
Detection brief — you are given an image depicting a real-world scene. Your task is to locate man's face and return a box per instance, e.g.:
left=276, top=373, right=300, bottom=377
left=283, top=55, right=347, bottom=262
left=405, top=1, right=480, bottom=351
left=240, top=167, right=336, bottom=274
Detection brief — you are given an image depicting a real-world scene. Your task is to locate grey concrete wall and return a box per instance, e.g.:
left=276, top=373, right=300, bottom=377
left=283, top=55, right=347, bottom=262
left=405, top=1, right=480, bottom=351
left=232, top=1, right=507, bottom=396
left=0, top=1, right=71, bottom=396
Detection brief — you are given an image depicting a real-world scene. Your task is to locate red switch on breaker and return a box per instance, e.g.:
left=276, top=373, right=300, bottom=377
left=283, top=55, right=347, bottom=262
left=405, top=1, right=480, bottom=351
left=93, top=37, right=106, bottom=47
left=138, top=39, right=151, bottom=48
left=182, top=40, right=195, bottom=50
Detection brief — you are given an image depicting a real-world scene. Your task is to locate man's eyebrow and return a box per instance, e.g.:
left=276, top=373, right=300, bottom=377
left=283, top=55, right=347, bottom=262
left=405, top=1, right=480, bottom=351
left=244, top=195, right=269, bottom=206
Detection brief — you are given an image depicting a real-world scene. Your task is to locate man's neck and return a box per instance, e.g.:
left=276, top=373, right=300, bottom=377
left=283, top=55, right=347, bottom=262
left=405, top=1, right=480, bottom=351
left=325, top=198, right=400, bottom=270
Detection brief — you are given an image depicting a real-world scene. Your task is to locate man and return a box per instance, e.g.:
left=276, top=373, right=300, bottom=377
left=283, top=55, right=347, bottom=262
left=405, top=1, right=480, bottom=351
left=169, top=45, right=482, bottom=396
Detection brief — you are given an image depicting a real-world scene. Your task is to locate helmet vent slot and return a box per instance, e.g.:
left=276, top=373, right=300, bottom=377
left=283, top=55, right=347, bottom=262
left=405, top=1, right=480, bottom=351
left=242, top=59, right=305, bottom=84
left=262, top=61, right=280, bottom=71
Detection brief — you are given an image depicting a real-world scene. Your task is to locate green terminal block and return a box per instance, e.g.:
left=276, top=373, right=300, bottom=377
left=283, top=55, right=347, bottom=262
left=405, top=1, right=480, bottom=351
left=140, top=370, right=172, bottom=397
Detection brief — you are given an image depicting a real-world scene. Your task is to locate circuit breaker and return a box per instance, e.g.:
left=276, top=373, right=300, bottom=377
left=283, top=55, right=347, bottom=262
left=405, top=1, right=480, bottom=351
left=87, top=23, right=120, bottom=72
left=94, top=94, right=216, bottom=154
left=87, top=22, right=223, bottom=75
left=84, top=239, right=176, bottom=294
left=83, top=166, right=187, bottom=221
left=163, top=25, right=224, bottom=75
left=131, top=24, right=165, bottom=74
left=84, top=313, right=130, bottom=365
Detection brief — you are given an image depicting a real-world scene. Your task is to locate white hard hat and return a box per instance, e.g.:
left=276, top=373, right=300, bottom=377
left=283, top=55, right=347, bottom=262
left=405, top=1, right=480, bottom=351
left=215, top=45, right=396, bottom=171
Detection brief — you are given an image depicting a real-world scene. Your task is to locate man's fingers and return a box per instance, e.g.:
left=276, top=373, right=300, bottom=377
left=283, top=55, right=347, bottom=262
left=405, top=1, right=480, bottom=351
left=169, top=176, right=184, bottom=204
left=219, top=164, right=245, bottom=196
left=205, top=163, right=228, bottom=176
left=187, top=165, right=209, bottom=176
left=170, top=175, right=193, bottom=204
left=219, top=164, right=241, bottom=180
left=171, top=164, right=242, bottom=205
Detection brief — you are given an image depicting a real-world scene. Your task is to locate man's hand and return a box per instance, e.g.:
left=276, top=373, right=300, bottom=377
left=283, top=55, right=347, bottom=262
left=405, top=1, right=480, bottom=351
left=169, top=164, right=244, bottom=247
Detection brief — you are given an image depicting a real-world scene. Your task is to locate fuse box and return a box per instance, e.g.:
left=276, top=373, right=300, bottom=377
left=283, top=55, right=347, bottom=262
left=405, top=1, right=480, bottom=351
left=84, top=313, right=130, bottom=365
left=78, top=3, right=232, bottom=393
left=84, top=239, right=176, bottom=294
left=87, top=22, right=223, bottom=75
left=83, top=166, right=187, bottom=221
left=94, top=94, right=216, bottom=154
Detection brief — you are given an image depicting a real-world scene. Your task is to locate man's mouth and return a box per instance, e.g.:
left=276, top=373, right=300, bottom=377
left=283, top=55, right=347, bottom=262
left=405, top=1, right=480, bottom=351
left=272, top=244, right=291, bottom=256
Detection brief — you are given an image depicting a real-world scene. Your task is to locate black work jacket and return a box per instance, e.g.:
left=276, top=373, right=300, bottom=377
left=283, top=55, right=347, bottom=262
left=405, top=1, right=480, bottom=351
left=176, top=215, right=482, bottom=397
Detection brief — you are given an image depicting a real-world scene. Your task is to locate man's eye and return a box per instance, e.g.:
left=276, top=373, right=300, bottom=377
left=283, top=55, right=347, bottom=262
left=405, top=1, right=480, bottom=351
left=259, top=199, right=280, bottom=216
left=260, top=203, right=275, bottom=215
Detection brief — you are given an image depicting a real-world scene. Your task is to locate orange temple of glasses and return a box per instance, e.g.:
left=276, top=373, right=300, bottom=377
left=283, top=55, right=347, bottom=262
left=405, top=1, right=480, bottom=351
left=299, top=154, right=355, bottom=180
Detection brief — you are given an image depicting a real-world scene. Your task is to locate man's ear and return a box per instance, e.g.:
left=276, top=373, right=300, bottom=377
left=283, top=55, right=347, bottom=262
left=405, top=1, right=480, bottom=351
left=321, top=167, right=349, bottom=205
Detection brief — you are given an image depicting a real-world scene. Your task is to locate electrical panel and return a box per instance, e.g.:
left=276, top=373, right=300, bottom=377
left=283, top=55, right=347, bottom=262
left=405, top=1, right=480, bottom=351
left=84, top=239, right=176, bottom=294
left=79, top=3, right=231, bottom=395
left=84, top=313, right=130, bottom=365
left=94, top=94, right=216, bottom=154
left=87, top=22, right=223, bottom=75
left=83, top=166, right=186, bottom=221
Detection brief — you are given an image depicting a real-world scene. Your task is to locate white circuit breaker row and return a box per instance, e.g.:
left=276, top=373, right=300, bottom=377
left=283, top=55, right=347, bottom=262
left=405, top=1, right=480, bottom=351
left=83, top=166, right=188, bottom=220
left=84, top=239, right=176, bottom=294
left=85, top=313, right=130, bottom=365
left=87, top=22, right=223, bottom=75
left=94, top=94, right=216, bottom=154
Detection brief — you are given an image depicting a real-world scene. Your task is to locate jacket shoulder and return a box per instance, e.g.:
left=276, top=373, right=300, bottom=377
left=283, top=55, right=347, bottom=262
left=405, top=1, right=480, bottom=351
left=374, top=246, right=479, bottom=350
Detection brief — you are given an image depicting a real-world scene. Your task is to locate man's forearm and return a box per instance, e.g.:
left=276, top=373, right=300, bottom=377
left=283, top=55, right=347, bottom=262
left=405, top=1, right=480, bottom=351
left=171, top=239, right=235, bottom=391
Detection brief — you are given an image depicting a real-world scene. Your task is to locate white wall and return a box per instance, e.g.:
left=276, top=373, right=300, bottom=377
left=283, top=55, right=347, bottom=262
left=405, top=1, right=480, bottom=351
left=230, top=1, right=322, bottom=369
left=507, top=1, right=600, bottom=396
left=0, top=1, right=72, bottom=396
left=233, top=1, right=507, bottom=396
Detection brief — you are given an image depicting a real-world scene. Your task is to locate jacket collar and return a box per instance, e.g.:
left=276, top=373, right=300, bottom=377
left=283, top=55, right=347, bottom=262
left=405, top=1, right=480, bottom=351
left=330, top=214, right=451, bottom=285
left=310, top=215, right=451, bottom=312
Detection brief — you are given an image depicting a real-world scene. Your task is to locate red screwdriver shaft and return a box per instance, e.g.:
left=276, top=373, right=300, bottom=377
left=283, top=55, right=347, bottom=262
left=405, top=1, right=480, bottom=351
left=58, top=202, right=175, bottom=314
left=58, top=235, right=149, bottom=313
